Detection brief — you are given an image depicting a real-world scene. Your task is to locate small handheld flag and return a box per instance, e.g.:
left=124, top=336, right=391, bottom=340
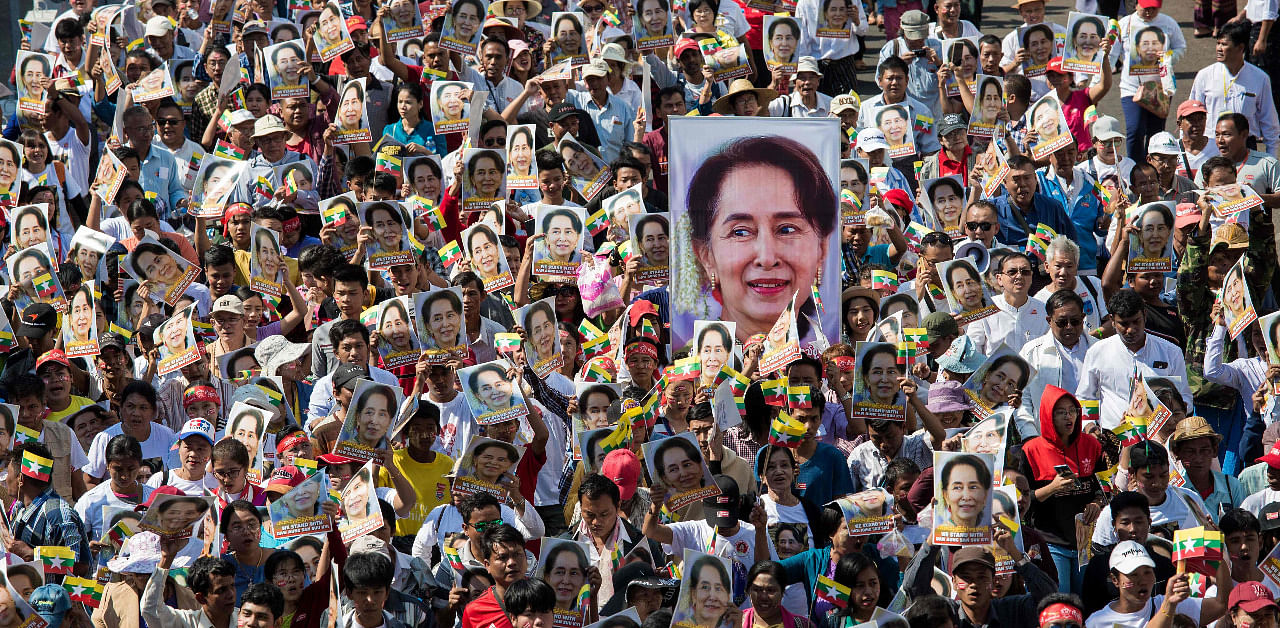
left=12, top=424, right=39, bottom=446
left=786, top=385, right=812, bottom=409
left=37, top=546, right=76, bottom=575
left=769, top=412, right=807, bottom=448
left=495, top=333, right=521, bottom=354
left=586, top=208, right=610, bottom=236
left=815, top=575, right=851, bottom=609
left=761, top=377, right=788, bottom=406
left=20, top=450, right=53, bottom=481
left=439, top=240, right=463, bottom=268
left=871, top=270, right=899, bottom=291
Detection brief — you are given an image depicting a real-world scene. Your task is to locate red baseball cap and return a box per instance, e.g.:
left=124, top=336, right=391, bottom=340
left=35, top=349, right=71, bottom=372
left=1174, top=203, right=1202, bottom=230
left=1258, top=443, right=1280, bottom=469
left=318, top=452, right=360, bottom=466
left=346, top=16, right=368, bottom=31
left=1136, top=0, right=1162, bottom=7
left=673, top=38, right=700, bottom=60
left=265, top=465, right=306, bottom=495
left=1046, top=57, right=1065, bottom=74
left=600, top=449, right=641, bottom=501
left=882, top=188, right=913, bottom=212
left=137, top=485, right=185, bottom=510
left=1230, top=582, right=1279, bottom=613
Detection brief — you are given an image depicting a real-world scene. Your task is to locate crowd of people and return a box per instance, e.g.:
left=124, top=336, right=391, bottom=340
left=3, top=0, right=1280, bottom=627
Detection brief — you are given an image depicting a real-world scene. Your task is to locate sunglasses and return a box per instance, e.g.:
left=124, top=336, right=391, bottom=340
left=470, top=518, right=505, bottom=532
left=1002, top=268, right=1032, bottom=276
left=966, top=221, right=993, bottom=231
left=1052, top=317, right=1083, bottom=328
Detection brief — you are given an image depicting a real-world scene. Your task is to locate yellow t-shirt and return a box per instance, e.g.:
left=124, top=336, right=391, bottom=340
left=47, top=396, right=95, bottom=423
left=391, top=448, right=455, bottom=537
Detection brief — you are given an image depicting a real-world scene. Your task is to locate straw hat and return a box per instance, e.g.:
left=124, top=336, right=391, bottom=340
left=1170, top=416, right=1222, bottom=447
left=712, top=79, right=778, bottom=116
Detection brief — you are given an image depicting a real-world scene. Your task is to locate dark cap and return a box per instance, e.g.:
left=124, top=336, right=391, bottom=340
left=601, top=561, right=678, bottom=615
left=1260, top=502, right=1280, bottom=532
left=703, top=475, right=740, bottom=528
left=938, top=113, right=967, bottom=136
left=16, top=304, right=56, bottom=338
left=99, top=332, right=129, bottom=352
left=922, top=311, right=960, bottom=340
left=548, top=102, right=585, bottom=123
left=136, top=313, right=168, bottom=341
left=332, top=363, right=366, bottom=391
left=950, top=546, right=996, bottom=574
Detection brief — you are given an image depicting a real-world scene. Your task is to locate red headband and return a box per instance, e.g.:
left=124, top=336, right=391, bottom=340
left=1038, top=604, right=1082, bottom=626
left=625, top=340, right=659, bottom=360
left=833, top=356, right=856, bottom=371
left=221, top=203, right=254, bottom=235
left=182, top=385, right=220, bottom=409
left=276, top=432, right=310, bottom=454
left=282, top=216, right=301, bottom=233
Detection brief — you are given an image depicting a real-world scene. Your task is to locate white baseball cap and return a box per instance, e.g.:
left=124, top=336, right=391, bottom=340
left=855, top=128, right=890, bottom=152
left=797, top=56, right=822, bottom=76
left=1109, top=540, right=1155, bottom=574
left=1092, top=115, right=1124, bottom=142
left=145, top=16, right=174, bottom=38
left=1147, top=131, right=1181, bottom=156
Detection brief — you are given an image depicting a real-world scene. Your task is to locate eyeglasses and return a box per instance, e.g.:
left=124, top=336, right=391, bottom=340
left=212, top=467, right=244, bottom=480
left=966, top=221, right=993, bottom=231
left=482, top=137, right=504, bottom=147
left=1002, top=268, right=1032, bottom=276
left=581, top=4, right=604, bottom=11
left=156, top=118, right=184, bottom=127
left=1053, top=317, right=1083, bottom=328
left=469, top=518, right=505, bottom=532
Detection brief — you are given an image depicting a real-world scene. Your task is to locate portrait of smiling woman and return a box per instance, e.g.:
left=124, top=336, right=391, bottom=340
left=671, top=119, right=839, bottom=353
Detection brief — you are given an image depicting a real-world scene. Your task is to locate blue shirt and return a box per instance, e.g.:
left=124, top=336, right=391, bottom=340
left=1037, top=171, right=1103, bottom=272
left=989, top=192, right=1078, bottom=247
left=564, top=90, right=636, bottom=164
left=383, top=119, right=447, bottom=156
left=796, top=442, right=855, bottom=507
left=138, top=143, right=189, bottom=221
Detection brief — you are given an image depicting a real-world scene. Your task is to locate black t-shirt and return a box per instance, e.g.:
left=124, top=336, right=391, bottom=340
left=1144, top=301, right=1187, bottom=347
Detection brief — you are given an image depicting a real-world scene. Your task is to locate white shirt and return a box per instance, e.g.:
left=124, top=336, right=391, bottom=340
left=667, top=520, right=759, bottom=578
left=1076, top=333, right=1193, bottom=430
left=1018, top=331, right=1094, bottom=439
left=83, top=422, right=178, bottom=479
left=768, top=91, right=834, bottom=118
left=1188, top=61, right=1280, bottom=154
left=146, top=469, right=220, bottom=494
left=1034, top=276, right=1109, bottom=332
left=1241, top=488, right=1280, bottom=515
left=1176, top=139, right=1219, bottom=179
left=1092, top=486, right=1210, bottom=545
left=47, top=129, right=89, bottom=199
left=431, top=393, right=478, bottom=461
left=1204, top=324, right=1268, bottom=420
left=1246, top=0, right=1280, bottom=23
left=1085, top=596, right=1204, bottom=628
left=1112, top=13, right=1186, bottom=97
left=153, top=137, right=205, bottom=190
left=929, top=20, right=982, bottom=40
left=965, top=294, right=1049, bottom=356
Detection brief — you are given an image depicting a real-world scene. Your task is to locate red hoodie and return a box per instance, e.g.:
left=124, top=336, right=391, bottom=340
left=1022, top=385, right=1103, bottom=547
left=1022, top=385, right=1101, bottom=482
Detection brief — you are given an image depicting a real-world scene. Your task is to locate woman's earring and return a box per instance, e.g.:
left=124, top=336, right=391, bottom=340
left=710, top=272, right=718, bottom=292
left=815, top=267, right=823, bottom=288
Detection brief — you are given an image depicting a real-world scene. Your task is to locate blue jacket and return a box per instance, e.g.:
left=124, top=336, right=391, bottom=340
left=989, top=192, right=1077, bottom=247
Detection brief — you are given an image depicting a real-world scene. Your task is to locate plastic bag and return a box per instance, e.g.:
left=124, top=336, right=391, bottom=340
left=577, top=253, right=624, bottom=317
left=877, top=528, right=913, bottom=558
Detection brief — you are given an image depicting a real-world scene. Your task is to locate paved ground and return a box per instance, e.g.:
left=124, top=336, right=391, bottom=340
left=854, top=0, right=1214, bottom=123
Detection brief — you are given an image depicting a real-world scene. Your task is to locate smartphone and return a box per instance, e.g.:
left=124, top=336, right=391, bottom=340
left=913, top=48, right=928, bottom=57
left=1054, top=464, right=1073, bottom=476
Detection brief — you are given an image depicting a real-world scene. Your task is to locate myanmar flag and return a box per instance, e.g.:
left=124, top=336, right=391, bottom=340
left=254, top=175, right=275, bottom=200
left=769, top=412, right=807, bottom=448
left=495, top=333, right=521, bottom=354
left=426, top=207, right=447, bottom=232
left=443, top=545, right=466, bottom=572
left=586, top=208, right=610, bottom=236
left=668, top=356, right=701, bottom=381
left=1173, top=527, right=1225, bottom=563
left=581, top=360, right=612, bottom=383
left=599, top=415, right=633, bottom=453
left=1035, top=223, right=1058, bottom=242
left=786, top=385, right=812, bottom=409
left=815, top=575, right=851, bottom=609
left=761, top=378, right=788, bottom=406
left=1026, top=235, right=1049, bottom=261
left=871, top=270, right=898, bottom=291
left=294, top=458, right=318, bottom=477
left=34, top=273, right=58, bottom=300
left=840, top=188, right=861, bottom=209
left=214, top=139, right=248, bottom=161
left=1112, top=417, right=1148, bottom=447
left=12, top=424, right=39, bottom=445
left=725, top=368, right=752, bottom=398
left=376, top=153, right=403, bottom=176
left=37, top=546, right=76, bottom=574
left=601, top=9, right=622, bottom=27
left=439, top=240, right=463, bottom=267
left=1081, top=399, right=1100, bottom=420
left=284, top=169, right=301, bottom=195
left=21, top=450, right=53, bottom=481
left=63, top=576, right=104, bottom=608
left=0, top=330, right=15, bottom=351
